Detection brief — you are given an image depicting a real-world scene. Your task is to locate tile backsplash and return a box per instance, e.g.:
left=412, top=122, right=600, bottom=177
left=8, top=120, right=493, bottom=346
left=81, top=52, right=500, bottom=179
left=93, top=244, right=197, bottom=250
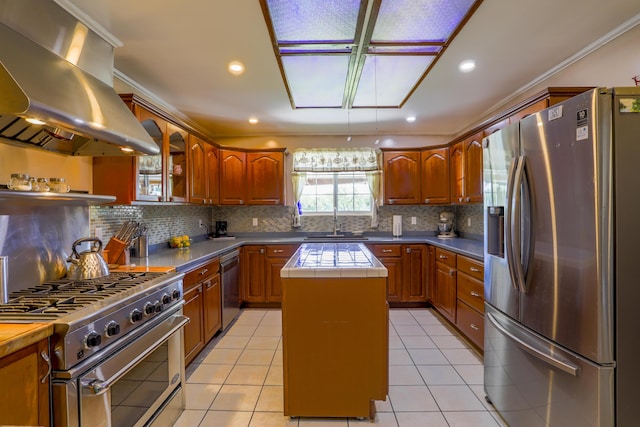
left=90, top=203, right=483, bottom=245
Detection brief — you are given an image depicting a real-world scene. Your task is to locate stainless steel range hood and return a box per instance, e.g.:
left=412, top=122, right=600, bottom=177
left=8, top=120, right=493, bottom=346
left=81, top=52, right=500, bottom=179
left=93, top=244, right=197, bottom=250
left=0, top=1, right=159, bottom=156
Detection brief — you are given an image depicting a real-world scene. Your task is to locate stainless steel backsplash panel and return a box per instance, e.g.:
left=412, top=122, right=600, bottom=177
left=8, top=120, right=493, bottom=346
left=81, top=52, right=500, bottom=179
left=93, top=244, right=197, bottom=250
left=0, top=205, right=89, bottom=293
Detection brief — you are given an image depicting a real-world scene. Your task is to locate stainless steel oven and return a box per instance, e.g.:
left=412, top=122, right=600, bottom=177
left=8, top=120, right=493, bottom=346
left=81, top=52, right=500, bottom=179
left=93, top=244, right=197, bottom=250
left=53, top=308, right=188, bottom=427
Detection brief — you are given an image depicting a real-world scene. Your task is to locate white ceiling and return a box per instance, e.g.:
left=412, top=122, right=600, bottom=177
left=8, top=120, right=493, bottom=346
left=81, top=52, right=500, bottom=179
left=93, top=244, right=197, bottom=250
left=66, top=0, right=640, bottom=143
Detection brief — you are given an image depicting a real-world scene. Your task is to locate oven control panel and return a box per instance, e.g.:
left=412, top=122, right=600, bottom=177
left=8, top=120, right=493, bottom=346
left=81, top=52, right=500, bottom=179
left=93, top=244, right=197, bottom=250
left=54, top=279, right=184, bottom=370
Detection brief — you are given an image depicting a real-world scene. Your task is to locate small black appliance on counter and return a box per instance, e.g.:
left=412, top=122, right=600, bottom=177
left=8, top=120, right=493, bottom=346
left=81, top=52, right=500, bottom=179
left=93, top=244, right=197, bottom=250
left=215, top=221, right=228, bottom=237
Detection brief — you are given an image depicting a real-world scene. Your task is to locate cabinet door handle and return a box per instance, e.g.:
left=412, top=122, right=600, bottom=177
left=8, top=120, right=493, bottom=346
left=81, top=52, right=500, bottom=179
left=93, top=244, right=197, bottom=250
left=239, top=200, right=244, bottom=205
left=382, top=249, right=392, bottom=253
left=470, top=291, right=482, bottom=298
left=449, top=269, right=455, bottom=276
left=200, top=268, right=209, bottom=276
left=466, top=197, right=471, bottom=202
left=202, top=199, right=206, bottom=204
left=470, top=323, right=479, bottom=331
left=424, top=198, right=430, bottom=204
left=205, top=280, right=212, bottom=289
left=459, top=197, right=463, bottom=202
left=470, top=267, right=480, bottom=272
left=273, top=249, right=284, bottom=254
left=260, top=248, right=265, bottom=254
left=406, top=248, right=412, bottom=254
left=40, top=351, right=51, bottom=384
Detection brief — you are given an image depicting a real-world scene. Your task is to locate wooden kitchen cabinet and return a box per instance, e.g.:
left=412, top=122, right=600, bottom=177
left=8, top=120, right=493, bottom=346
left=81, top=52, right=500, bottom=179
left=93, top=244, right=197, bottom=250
left=368, top=244, right=427, bottom=303
left=93, top=94, right=189, bottom=204
left=450, top=130, right=483, bottom=204
left=189, top=134, right=219, bottom=205
left=220, top=149, right=247, bottom=205
left=203, top=273, right=222, bottom=342
left=368, top=244, right=403, bottom=302
left=421, top=147, right=450, bottom=204
left=456, top=255, right=484, bottom=350
left=242, top=245, right=267, bottom=302
left=402, top=245, right=428, bottom=302
left=220, top=150, right=285, bottom=206
left=182, top=257, right=221, bottom=366
left=242, top=244, right=298, bottom=304
left=247, top=152, right=284, bottom=205
left=0, top=339, right=50, bottom=427
left=426, top=245, right=436, bottom=304
left=182, top=284, right=204, bottom=365
left=383, top=150, right=421, bottom=205
left=433, top=247, right=457, bottom=323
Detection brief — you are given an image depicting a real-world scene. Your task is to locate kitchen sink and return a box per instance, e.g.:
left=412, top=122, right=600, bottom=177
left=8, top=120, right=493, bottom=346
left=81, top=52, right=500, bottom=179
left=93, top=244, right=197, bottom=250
left=304, top=235, right=368, bottom=241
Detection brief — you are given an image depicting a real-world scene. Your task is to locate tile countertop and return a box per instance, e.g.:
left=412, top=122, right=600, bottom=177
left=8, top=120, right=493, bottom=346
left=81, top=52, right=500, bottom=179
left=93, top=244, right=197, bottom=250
left=126, top=234, right=484, bottom=272
left=280, top=243, right=388, bottom=278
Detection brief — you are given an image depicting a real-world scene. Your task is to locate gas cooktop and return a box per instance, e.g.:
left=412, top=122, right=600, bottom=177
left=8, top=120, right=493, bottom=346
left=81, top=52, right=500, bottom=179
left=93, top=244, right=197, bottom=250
left=0, top=272, right=166, bottom=318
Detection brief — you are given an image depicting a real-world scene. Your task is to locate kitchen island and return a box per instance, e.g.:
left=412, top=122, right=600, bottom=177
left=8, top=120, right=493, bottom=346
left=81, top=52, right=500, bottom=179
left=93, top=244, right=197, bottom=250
left=280, top=243, right=388, bottom=420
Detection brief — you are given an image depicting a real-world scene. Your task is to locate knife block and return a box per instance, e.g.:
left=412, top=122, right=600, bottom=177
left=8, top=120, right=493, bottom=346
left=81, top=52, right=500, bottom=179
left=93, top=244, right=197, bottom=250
left=104, top=237, right=128, bottom=265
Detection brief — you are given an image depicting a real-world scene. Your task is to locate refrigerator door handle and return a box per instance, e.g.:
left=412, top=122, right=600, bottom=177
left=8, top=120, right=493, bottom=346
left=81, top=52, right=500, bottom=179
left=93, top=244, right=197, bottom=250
left=505, top=158, right=520, bottom=291
left=512, top=155, right=527, bottom=293
left=486, top=312, right=580, bottom=376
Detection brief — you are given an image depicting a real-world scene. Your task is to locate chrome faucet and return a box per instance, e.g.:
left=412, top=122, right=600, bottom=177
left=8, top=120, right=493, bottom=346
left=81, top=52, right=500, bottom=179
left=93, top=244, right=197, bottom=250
left=332, top=208, right=340, bottom=236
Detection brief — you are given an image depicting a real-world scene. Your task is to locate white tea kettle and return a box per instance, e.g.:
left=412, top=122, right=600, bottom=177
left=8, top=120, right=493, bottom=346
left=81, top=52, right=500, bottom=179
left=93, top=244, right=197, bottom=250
left=67, top=237, right=110, bottom=280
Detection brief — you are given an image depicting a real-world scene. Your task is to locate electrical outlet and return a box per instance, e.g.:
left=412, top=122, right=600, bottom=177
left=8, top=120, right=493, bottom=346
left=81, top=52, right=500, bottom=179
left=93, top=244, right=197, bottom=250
left=411, top=216, right=417, bottom=225
left=252, top=218, right=258, bottom=227
left=95, top=227, right=103, bottom=240
left=198, top=219, right=203, bottom=228
left=467, top=218, right=472, bottom=227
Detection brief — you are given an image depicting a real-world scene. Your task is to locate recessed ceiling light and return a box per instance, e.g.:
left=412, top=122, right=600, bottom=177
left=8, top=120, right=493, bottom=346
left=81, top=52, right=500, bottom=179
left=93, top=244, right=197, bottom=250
left=459, top=59, right=476, bottom=73
left=228, top=61, right=245, bottom=76
left=248, top=117, right=259, bottom=124
left=406, top=116, right=416, bottom=123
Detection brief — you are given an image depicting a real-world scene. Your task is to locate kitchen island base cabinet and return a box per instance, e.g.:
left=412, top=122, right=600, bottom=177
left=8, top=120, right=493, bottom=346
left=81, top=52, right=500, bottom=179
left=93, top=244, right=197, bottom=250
left=281, top=277, right=388, bottom=419
left=0, top=338, right=50, bottom=427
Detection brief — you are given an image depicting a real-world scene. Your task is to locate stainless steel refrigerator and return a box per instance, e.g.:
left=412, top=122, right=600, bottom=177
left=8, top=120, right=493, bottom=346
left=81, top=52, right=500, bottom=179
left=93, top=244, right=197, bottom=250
left=483, top=87, right=640, bottom=427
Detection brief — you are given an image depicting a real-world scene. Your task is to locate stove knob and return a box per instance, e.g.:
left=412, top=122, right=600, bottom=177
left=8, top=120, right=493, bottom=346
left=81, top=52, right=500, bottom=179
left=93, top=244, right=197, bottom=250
left=84, top=331, right=102, bottom=349
left=161, top=294, right=171, bottom=305
left=172, top=289, right=181, bottom=300
left=130, top=309, right=143, bottom=323
left=154, top=301, right=163, bottom=313
left=105, top=321, right=121, bottom=337
left=144, top=302, right=155, bottom=316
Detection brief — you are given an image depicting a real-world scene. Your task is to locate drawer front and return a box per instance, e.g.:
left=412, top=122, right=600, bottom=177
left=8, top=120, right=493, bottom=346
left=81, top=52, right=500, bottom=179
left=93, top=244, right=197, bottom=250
left=369, top=244, right=402, bottom=257
left=457, top=273, right=484, bottom=313
left=266, top=244, right=298, bottom=258
left=184, top=257, right=220, bottom=287
left=435, top=247, right=456, bottom=268
left=457, top=255, right=483, bottom=280
left=456, top=300, right=484, bottom=350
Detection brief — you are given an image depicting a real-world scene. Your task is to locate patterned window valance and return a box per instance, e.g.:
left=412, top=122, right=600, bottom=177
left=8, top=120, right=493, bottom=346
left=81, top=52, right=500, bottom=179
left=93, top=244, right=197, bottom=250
left=292, top=148, right=381, bottom=172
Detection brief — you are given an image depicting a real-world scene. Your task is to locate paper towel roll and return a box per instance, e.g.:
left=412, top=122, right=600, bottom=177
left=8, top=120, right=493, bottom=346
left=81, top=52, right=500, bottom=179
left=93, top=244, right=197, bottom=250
left=392, top=215, right=402, bottom=237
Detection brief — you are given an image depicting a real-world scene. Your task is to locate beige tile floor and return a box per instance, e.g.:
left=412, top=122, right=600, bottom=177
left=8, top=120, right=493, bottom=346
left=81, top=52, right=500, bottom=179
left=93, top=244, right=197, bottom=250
left=173, top=308, right=508, bottom=427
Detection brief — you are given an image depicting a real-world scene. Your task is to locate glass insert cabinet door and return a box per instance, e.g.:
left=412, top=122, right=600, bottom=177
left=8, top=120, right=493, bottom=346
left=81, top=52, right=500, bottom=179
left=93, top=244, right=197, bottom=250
left=167, top=123, right=188, bottom=202
left=137, top=115, right=166, bottom=201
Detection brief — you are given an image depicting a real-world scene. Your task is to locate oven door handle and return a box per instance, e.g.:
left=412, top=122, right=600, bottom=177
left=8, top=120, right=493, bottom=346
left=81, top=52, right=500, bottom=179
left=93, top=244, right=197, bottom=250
left=81, top=315, right=189, bottom=395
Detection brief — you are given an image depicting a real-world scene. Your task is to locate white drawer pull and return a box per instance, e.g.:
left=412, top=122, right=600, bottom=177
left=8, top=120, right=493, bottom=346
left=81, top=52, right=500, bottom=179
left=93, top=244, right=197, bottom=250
left=382, top=249, right=392, bottom=253
left=470, top=323, right=479, bottom=331
left=273, top=249, right=284, bottom=253
left=439, top=255, right=448, bottom=259
left=470, top=291, right=482, bottom=298
left=470, top=267, right=480, bottom=272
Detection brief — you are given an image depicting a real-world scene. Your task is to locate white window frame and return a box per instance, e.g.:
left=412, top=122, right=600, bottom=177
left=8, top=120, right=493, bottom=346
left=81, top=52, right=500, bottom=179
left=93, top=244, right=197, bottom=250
left=299, top=171, right=373, bottom=216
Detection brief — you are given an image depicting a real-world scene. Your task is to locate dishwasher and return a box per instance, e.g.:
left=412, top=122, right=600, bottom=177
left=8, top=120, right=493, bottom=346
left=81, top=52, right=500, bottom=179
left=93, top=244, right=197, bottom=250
left=220, top=249, right=241, bottom=330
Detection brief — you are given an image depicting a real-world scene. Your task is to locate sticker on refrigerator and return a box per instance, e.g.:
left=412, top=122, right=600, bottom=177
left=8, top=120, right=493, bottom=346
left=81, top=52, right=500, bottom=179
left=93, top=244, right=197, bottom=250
left=548, top=105, right=563, bottom=121
left=577, top=109, right=588, bottom=126
left=576, top=126, right=588, bottom=141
